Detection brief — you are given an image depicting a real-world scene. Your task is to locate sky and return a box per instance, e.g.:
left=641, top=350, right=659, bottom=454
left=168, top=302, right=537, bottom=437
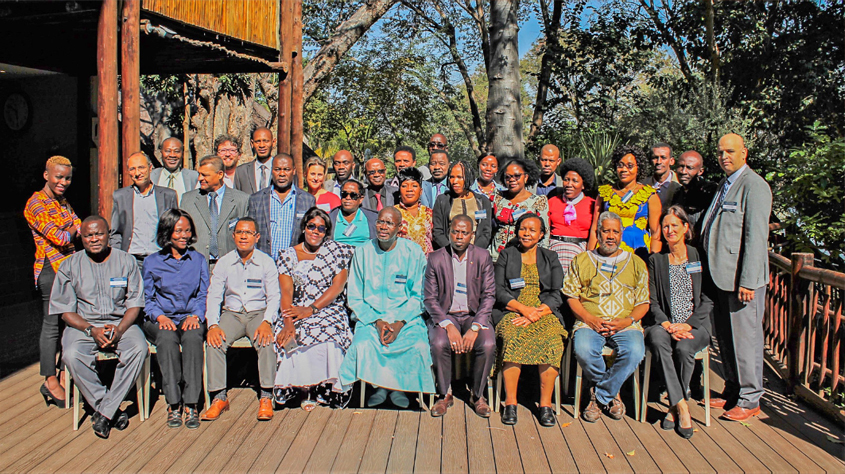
left=519, top=11, right=543, bottom=56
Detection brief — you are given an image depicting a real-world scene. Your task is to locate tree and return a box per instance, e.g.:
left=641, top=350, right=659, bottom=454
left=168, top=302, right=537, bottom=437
left=486, top=0, right=525, bottom=158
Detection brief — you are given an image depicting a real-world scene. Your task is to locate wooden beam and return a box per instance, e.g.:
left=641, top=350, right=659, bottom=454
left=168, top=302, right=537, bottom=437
left=120, top=0, right=140, bottom=186
left=97, top=0, right=119, bottom=221
left=277, top=0, right=294, bottom=155
left=291, top=0, right=304, bottom=186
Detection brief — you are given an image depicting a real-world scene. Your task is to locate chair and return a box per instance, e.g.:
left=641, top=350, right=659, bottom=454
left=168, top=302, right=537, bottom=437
left=425, top=352, right=495, bottom=409
left=639, top=346, right=711, bottom=426
left=564, top=340, right=642, bottom=421
left=65, top=350, right=149, bottom=431
left=359, top=380, right=433, bottom=411
left=202, top=336, right=254, bottom=408
left=493, top=369, right=560, bottom=415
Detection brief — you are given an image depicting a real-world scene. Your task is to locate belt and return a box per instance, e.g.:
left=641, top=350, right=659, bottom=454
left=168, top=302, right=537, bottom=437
left=550, top=235, right=587, bottom=244
left=209, top=258, right=219, bottom=264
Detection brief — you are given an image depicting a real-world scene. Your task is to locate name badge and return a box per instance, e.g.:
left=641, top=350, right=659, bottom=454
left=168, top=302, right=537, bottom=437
left=509, top=278, right=525, bottom=289
left=246, top=278, right=262, bottom=289
left=456, top=282, right=468, bottom=295
left=317, top=203, right=331, bottom=213
left=109, top=277, right=128, bottom=288
left=600, top=263, right=616, bottom=273
left=722, top=202, right=738, bottom=212
left=512, top=209, right=527, bottom=220
left=343, top=224, right=357, bottom=237
left=474, top=210, right=487, bottom=220
left=394, top=274, right=407, bottom=285
left=686, top=261, right=703, bottom=274
left=296, top=211, right=305, bottom=219
left=621, top=190, right=635, bottom=203
left=228, top=218, right=238, bottom=230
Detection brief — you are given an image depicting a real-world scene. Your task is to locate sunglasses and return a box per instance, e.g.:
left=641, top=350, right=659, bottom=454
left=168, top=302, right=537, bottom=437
left=503, top=173, right=525, bottom=182
left=305, top=223, right=327, bottom=233
left=428, top=142, right=447, bottom=149
left=340, top=191, right=362, bottom=199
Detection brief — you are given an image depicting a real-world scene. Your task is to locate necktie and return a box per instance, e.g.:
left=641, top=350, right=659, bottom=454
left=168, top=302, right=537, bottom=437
left=702, top=182, right=727, bottom=248
left=209, top=191, right=219, bottom=257
left=260, top=165, right=268, bottom=189
left=166, top=172, right=176, bottom=189
left=375, top=193, right=383, bottom=211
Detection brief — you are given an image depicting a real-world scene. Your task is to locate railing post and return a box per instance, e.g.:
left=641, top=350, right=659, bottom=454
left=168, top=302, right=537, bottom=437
left=788, top=253, right=814, bottom=391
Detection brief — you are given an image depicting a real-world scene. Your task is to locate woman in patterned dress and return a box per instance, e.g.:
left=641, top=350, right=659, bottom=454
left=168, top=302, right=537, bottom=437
left=491, top=158, right=550, bottom=261
left=274, top=208, right=355, bottom=409
left=547, top=158, right=597, bottom=274
left=589, top=144, right=662, bottom=260
left=494, top=213, right=567, bottom=427
left=394, top=168, right=434, bottom=255
left=470, top=153, right=506, bottom=202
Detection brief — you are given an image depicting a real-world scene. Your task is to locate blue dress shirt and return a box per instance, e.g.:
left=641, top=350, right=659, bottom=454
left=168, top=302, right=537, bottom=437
left=143, top=248, right=210, bottom=323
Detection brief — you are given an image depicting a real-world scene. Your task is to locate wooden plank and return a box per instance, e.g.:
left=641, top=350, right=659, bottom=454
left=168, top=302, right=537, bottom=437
left=194, top=400, right=282, bottom=474
left=755, top=410, right=845, bottom=472
left=441, top=397, right=468, bottom=474
left=221, top=410, right=289, bottom=473
left=760, top=388, right=845, bottom=462
left=743, top=411, right=829, bottom=474
left=303, top=409, right=356, bottom=474
left=0, top=362, right=39, bottom=385
left=248, top=406, right=309, bottom=473
left=414, top=410, right=444, bottom=474
left=277, top=407, right=333, bottom=474
left=555, top=408, right=606, bottom=473
left=103, top=407, right=178, bottom=474
left=620, top=415, right=688, bottom=474
left=357, top=409, right=398, bottom=474
left=581, top=419, right=633, bottom=474
left=715, top=411, right=798, bottom=474
left=648, top=404, right=716, bottom=474
left=602, top=412, right=660, bottom=474
left=513, top=404, right=551, bottom=474
left=0, top=364, right=41, bottom=398
left=0, top=397, right=55, bottom=434
left=683, top=401, right=766, bottom=474
left=3, top=419, right=87, bottom=473
left=0, top=406, right=66, bottom=463
left=487, top=409, right=523, bottom=474
left=533, top=413, right=577, bottom=474
left=385, top=411, right=420, bottom=474
left=330, top=409, right=375, bottom=474
left=464, top=403, right=495, bottom=474
left=25, top=427, right=100, bottom=474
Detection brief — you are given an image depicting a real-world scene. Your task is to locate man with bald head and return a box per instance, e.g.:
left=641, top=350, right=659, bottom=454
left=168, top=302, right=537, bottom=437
left=234, top=127, right=277, bottom=194
left=671, top=150, right=717, bottom=234
left=151, top=137, right=199, bottom=201
left=530, top=144, right=563, bottom=195
left=362, top=157, right=397, bottom=211
left=110, top=152, right=178, bottom=268
left=324, top=150, right=357, bottom=198
left=701, top=133, right=772, bottom=422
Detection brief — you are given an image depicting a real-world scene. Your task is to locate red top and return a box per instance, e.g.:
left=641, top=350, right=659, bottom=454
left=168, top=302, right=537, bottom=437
left=548, top=194, right=595, bottom=238
left=316, top=191, right=341, bottom=211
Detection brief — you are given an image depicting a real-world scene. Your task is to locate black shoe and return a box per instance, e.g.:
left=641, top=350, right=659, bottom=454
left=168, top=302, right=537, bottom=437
left=112, top=410, right=129, bottom=431
left=501, top=405, right=518, bottom=425
left=661, top=412, right=675, bottom=431
left=184, top=406, right=200, bottom=429
left=538, top=406, right=556, bottom=427
left=676, top=423, right=694, bottom=439
left=40, top=383, right=67, bottom=409
left=167, top=405, right=183, bottom=428
left=92, top=412, right=111, bottom=439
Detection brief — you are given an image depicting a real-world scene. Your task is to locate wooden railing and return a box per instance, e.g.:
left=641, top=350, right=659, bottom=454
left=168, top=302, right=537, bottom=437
left=764, top=251, right=845, bottom=423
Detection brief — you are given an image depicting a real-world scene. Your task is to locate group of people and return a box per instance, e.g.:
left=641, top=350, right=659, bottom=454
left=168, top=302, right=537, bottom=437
left=26, top=128, right=772, bottom=441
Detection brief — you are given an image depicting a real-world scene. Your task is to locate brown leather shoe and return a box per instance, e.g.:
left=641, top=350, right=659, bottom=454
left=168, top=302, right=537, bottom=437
left=473, top=396, right=492, bottom=418
left=201, top=398, right=229, bottom=421
left=430, top=394, right=453, bottom=417
left=582, top=388, right=601, bottom=423
left=605, top=394, right=625, bottom=420
left=709, top=397, right=728, bottom=409
left=720, top=405, right=760, bottom=422
left=257, top=398, right=274, bottom=421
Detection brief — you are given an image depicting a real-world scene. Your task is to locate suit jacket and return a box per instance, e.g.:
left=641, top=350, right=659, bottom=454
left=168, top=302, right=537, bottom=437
left=420, top=179, right=443, bottom=208
left=180, top=186, right=249, bottom=260
left=362, top=184, right=398, bottom=211
left=150, top=167, right=199, bottom=191
left=248, top=186, right=316, bottom=255
left=329, top=207, right=378, bottom=239
left=234, top=159, right=273, bottom=195
left=424, top=245, right=496, bottom=327
left=701, top=167, right=772, bottom=292
left=431, top=192, right=493, bottom=251
left=109, top=185, right=178, bottom=252
left=493, top=246, right=564, bottom=325
left=645, top=245, right=713, bottom=336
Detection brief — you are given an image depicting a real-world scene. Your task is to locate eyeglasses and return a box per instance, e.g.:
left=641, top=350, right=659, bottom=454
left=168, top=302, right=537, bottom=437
left=503, top=173, right=524, bottom=182
left=234, top=230, right=257, bottom=236
left=305, top=223, right=327, bottom=233
left=366, top=169, right=386, bottom=176
left=218, top=148, right=239, bottom=155
left=616, top=162, right=636, bottom=170
left=375, top=219, right=397, bottom=227
left=340, top=191, right=361, bottom=200
left=428, top=142, right=447, bottom=149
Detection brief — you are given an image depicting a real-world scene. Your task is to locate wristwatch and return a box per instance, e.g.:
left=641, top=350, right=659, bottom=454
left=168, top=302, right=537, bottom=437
left=470, top=324, right=480, bottom=332
left=309, top=304, right=319, bottom=313
left=84, top=326, right=94, bottom=338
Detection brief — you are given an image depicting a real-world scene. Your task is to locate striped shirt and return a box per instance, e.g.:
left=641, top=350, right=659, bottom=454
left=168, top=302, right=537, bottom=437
left=270, top=186, right=297, bottom=259
left=24, top=190, right=81, bottom=284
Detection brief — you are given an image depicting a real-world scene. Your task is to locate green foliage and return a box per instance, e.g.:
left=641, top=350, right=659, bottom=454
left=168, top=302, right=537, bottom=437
left=573, top=130, right=620, bottom=187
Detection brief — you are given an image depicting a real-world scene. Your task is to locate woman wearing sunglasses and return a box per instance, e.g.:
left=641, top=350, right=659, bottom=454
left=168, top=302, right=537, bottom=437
left=491, top=157, right=550, bottom=261
left=274, top=207, right=355, bottom=410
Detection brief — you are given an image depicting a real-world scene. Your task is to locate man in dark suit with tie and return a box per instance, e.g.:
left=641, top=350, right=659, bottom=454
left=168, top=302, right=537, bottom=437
left=110, top=152, right=178, bottom=268
left=180, top=155, right=249, bottom=264
left=424, top=215, right=496, bottom=418
left=234, top=127, right=276, bottom=195
left=362, top=157, right=397, bottom=211
left=701, top=133, right=772, bottom=422
left=248, top=153, right=316, bottom=258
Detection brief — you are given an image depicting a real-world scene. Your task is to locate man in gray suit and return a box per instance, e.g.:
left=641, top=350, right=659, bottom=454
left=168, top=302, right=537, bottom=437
left=248, top=153, right=316, bottom=258
left=110, top=152, right=178, bottom=268
left=362, top=157, right=397, bottom=211
left=180, top=155, right=249, bottom=264
left=701, top=133, right=772, bottom=422
left=150, top=137, right=199, bottom=201
left=234, top=127, right=276, bottom=195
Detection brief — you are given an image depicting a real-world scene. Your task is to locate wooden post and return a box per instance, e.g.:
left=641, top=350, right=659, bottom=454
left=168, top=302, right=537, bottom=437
left=277, top=0, right=294, bottom=155
left=290, top=0, right=304, bottom=186
left=788, top=253, right=814, bottom=391
left=97, top=0, right=119, bottom=221
left=120, top=0, right=140, bottom=186
left=182, top=80, right=192, bottom=169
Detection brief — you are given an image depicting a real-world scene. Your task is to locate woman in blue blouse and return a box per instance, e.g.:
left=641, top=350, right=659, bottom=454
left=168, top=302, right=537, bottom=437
left=143, top=209, right=209, bottom=429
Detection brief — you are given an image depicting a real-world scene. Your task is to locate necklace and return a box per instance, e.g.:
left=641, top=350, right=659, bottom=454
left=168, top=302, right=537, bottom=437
left=668, top=250, right=688, bottom=265
left=300, top=243, right=320, bottom=255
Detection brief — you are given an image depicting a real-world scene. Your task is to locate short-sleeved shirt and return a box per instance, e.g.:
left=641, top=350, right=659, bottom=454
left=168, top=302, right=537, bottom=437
left=562, top=250, right=649, bottom=333
left=333, top=208, right=371, bottom=247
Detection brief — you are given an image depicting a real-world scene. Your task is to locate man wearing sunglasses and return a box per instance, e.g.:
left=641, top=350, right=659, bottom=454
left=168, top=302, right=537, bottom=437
left=328, top=179, right=378, bottom=247
left=362, top=158, right=397, bottom=211
left=417, top=133, right=448, bottom=182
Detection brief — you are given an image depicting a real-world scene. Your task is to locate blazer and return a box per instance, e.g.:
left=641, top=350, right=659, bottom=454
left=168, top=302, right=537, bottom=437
left=362, top=184, right=398, bottom=211
left=248, top=186, right=316, bottom=255
left=234, top=159, right=272, bottom=195
left=431, top=192, right=494, bottom=251
left=329, top=207, right=378, bottom=239
left=492, top=246, right=564, bottom=325
left=424, top=245, right=496, bottom=327
left=645, top=245, right=713, bottom=336
left=701, top=167, right=772, bottom=292
left=109, top=185, right=178, bottom=252
left=179, top=186, right=249, bottom=260
left=150, top=167, right=199, bottom=191
left=420, top=180, right=437, bottom=208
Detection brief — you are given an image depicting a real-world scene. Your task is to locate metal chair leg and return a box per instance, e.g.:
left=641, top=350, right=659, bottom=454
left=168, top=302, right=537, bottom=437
left=360, top=380, right=366, bottom=408
left=574, top=364, right=583, bottom=420
left=142, top=352, right=151, bottom=420
left=633, top=360, right=641, bottom=422
left=554, top=374, right=561, bottom=415
left=63, top=367, right=70, bottom=410
left=203, top=344, right=211, bottom=409
left=72, top=375, right=80, bottom=431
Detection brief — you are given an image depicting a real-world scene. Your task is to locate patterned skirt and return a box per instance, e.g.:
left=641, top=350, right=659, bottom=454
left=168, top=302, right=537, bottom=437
left=549, top=239, right=586, bottom=275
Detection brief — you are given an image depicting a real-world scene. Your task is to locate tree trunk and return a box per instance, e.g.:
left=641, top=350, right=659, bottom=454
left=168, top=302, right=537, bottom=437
left=703, top=0, right=720, bottom=83
left=526, top=0, right=563, bottom=146
left=486, top=0, right=524, bottom=159
left=302, top=0, right=398, bottom=103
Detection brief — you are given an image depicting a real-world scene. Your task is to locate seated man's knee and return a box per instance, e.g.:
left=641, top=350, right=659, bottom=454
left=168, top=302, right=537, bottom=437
left=572, top=329, right=601, bottom=361
left=617, top=333, right=645, bottom=363
left=429, top=329, right=450, bottom=353
left=645, top=327, right=671, bottom=347
left=476, top=331, right=497, bottom=354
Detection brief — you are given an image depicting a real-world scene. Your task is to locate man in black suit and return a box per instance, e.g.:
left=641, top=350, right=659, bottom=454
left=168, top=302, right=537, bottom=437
left=672, top=150, right=718, bottom=235
left=362, top=158, right=397, bottom=211
left=234, top=127, right=276, bottom=195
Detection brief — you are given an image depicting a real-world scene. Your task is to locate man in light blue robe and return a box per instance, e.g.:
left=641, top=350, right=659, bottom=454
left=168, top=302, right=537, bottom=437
left=339, top=207, right=435, bottom=407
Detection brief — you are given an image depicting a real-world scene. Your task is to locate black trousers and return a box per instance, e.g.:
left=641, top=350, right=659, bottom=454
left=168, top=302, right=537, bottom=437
left=38, top=265, right=64, bottom=377
left=645, top=325, right=709, bottom=407
left=428, top=314, right=496, bottom=397
left=143, top=320, right=206, bottom=405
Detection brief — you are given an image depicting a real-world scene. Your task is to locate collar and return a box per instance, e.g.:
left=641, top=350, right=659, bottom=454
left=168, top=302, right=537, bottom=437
left=271, top=185, right=296, bottom=203
left=451, top=248, right=468, bottom=263
left=725, top=164, right=747, bottom=185
left=162, top=168, right=182, bottom=177
left=133, top=184, right=155, bottom=197
left=653, top=171, right=675, bottom=188
left=254, top=159, right=271, bottom=171
left=564, top=192, right=584, bottom=205
left=205, top=184, right=226, bottom=198
left=233, top=251, right=259, bottom=267
left=540, top=173, right=559, bottom=187
left=163, top=248, right=194, bottom=261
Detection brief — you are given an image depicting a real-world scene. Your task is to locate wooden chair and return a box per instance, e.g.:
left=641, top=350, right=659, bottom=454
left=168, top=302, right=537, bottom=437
left=65, top=350, right=149, bottom=431
left=493, top=369, right=560, bottom=415
left=563, top=340, right=642, bottom=421
left=639, top=346, right=711, bottom=426
left=202, top=336, right=254, bottom=408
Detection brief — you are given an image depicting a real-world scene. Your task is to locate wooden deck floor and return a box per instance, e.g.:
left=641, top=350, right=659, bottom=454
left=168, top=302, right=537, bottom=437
left=1, top=359, right=842, bottom=474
